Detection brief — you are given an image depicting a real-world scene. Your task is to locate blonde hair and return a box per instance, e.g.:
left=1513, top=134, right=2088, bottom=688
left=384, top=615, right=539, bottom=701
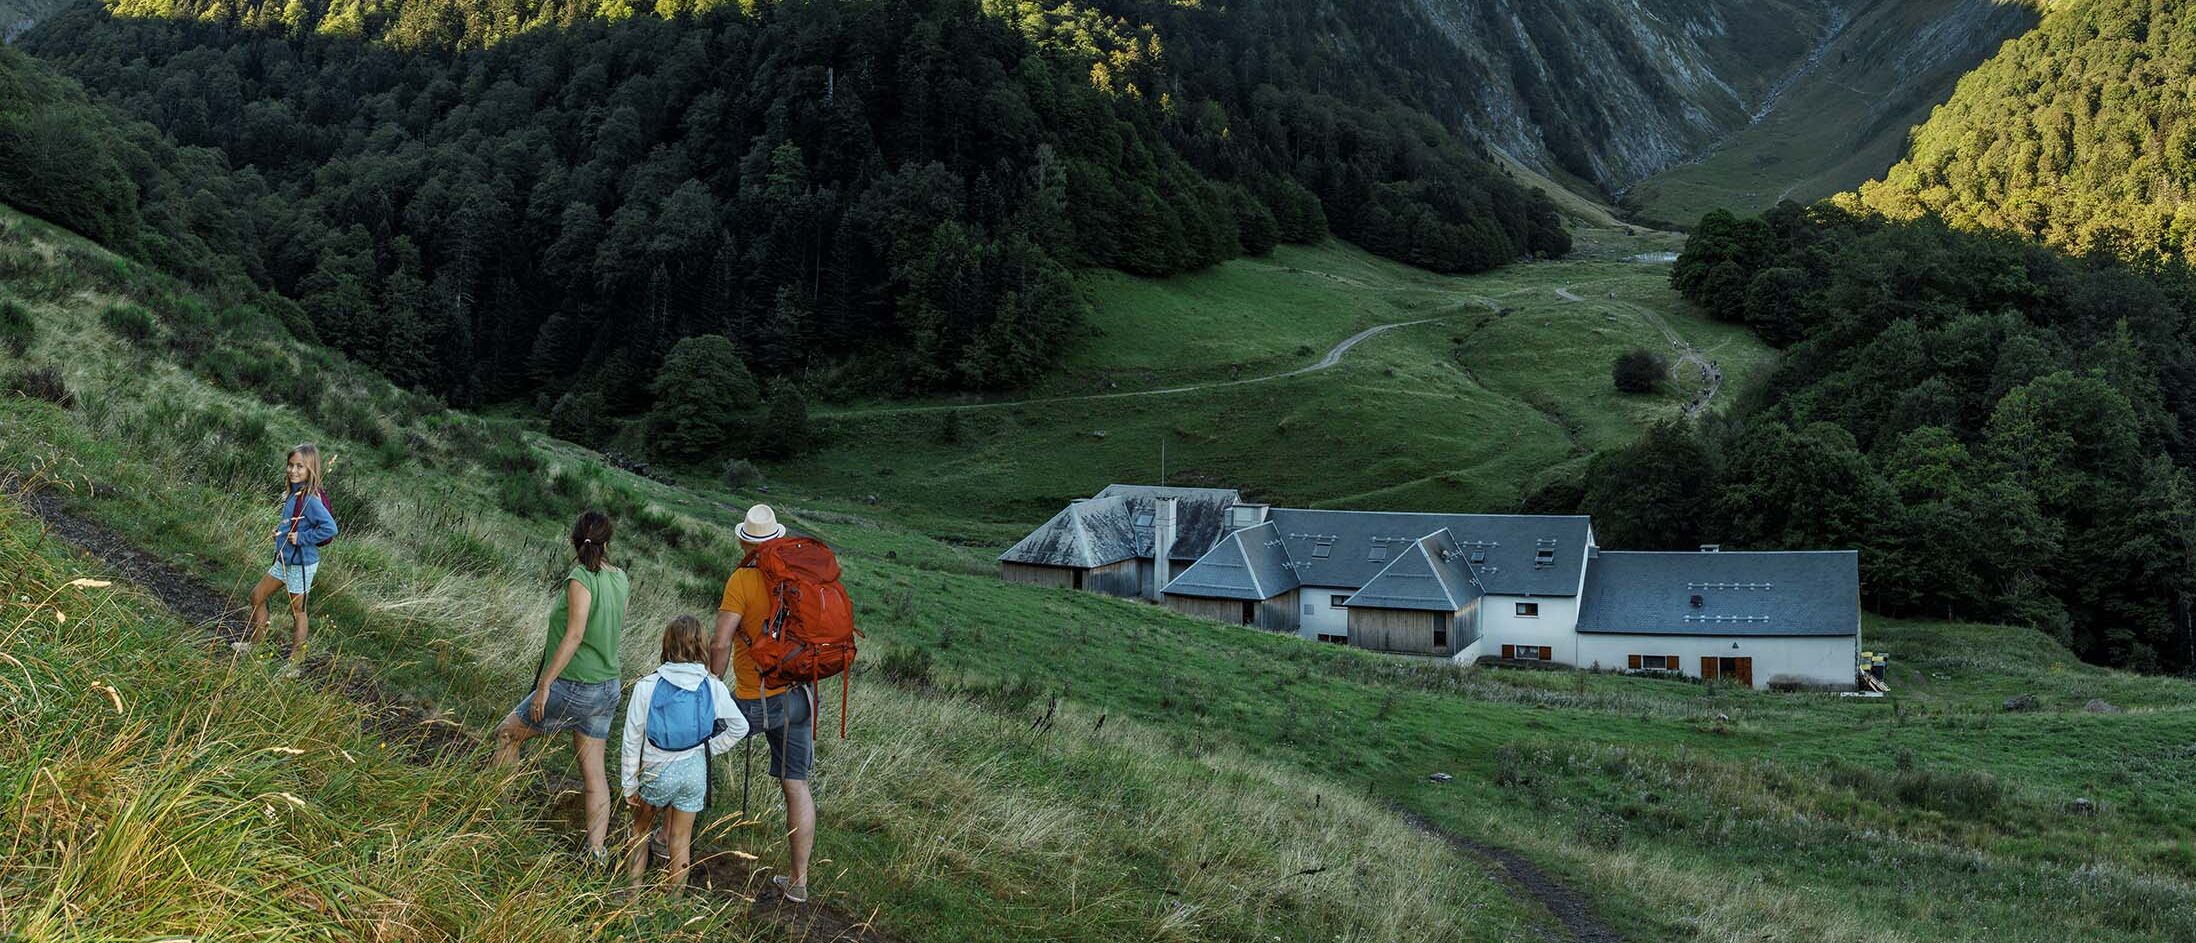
left=286, top=443, right=326, bottom=495
left=661, top=614, right=707, bottom=665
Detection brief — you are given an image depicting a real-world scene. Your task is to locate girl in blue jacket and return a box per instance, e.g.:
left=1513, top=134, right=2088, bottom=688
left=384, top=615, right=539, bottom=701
left=234, top=443, right=338, bottom=679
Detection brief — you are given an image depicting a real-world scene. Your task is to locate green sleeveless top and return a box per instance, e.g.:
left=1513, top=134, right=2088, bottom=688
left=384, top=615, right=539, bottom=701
left=539, top=563, right=628, bottom=684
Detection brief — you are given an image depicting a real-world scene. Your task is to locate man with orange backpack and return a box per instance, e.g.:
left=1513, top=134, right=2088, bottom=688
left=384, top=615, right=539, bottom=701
left=709, top=504, right=858, bottom=905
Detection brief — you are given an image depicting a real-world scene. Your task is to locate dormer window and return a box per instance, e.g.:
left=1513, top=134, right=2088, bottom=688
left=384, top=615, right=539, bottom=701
left=1229, top=506, right=1261, bottom=528
left=1534, top=547, right=1555, bottom=567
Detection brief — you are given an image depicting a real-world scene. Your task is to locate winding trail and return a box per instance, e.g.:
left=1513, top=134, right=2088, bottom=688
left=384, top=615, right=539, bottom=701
left=1556, top=285, right=1722, bottom=417
left=820, top=300, right=1497, bottom=419
left=1398, top=811, right=1625, bottom=943
left=10, top=484, right=902, bottom=943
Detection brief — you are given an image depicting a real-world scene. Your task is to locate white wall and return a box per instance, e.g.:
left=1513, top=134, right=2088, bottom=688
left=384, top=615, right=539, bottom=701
left=1296, top=585, right=1353, bottom=640
left=1478, top=594, right=1580, bottom=662
left=1574, top=633, right=1859, bottom=690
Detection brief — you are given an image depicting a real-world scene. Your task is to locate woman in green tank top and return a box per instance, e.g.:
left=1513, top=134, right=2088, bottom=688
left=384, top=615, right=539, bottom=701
left=491, top=509, right=630, bottom=862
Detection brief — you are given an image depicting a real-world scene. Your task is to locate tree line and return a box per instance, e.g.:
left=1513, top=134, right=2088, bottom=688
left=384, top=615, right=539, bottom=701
left=18, top=0, right=1566, bottom=419
left=1550, top=203, right=2196, bottom=674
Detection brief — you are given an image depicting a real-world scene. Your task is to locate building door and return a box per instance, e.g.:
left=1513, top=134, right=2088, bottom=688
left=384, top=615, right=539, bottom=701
left=1431, top=613, right=1449, bottom=654
left=1242, top=601, right=1256, bottom=625
left=1700, top=657, right=1753, bottom=686
left=1072, top=570, right=1085, bottom=591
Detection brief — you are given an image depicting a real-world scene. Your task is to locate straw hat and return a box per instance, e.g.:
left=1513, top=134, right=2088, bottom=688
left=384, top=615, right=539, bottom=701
left=737, top=504, right=787, bottom=543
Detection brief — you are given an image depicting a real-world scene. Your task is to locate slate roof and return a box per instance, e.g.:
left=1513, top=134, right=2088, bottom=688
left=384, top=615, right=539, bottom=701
left=1094, top=484, right=1243, bottom=562
left=1344, top=529, right=1487, bottom=611
left=1263, top=509, right=1591, bottom=596
left=1575, top=551, right=1859, bottom=637
left=1161, top=522, right=1301, bottom=600
left=999, top=484, right=1243, bottom=568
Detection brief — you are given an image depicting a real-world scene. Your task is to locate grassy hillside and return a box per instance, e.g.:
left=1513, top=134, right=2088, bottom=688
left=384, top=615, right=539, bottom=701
left=792, top=233, right=1770, bottom=531
left=0, top=204, right=1542, bottom=941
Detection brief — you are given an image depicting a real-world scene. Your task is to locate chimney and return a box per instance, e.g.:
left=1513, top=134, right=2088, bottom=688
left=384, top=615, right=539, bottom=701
left=1151, top=497, right=1178, bottom=601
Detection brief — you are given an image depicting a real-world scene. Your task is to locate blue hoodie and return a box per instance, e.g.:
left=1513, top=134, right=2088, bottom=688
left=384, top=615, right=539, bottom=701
left=275, top=483, right=338, bottom=566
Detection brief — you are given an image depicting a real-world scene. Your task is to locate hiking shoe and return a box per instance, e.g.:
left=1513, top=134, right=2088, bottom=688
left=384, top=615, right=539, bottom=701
left=771, top=874, right=809, bottom=903
left=583, top=846, right=610, bottom=870
left=229, top=641, right=254, bottom=654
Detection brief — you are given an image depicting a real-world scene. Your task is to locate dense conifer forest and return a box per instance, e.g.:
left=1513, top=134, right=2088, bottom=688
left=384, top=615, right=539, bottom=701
left=16, top=0, right=1566, bottom=408
left=1566, top=203, right=2196, bottom=673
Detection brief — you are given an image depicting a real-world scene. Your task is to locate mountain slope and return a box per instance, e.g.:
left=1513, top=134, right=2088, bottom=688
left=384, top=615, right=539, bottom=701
left=1854, top=0, right=2196, bottom=260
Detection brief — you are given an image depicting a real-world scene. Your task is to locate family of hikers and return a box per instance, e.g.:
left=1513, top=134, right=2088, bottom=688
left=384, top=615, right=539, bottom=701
left=238, top=444, right=854, bottom=901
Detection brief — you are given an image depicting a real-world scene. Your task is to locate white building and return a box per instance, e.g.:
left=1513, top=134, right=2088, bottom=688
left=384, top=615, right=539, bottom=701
left=1000, top=484, right=1863, bottom=690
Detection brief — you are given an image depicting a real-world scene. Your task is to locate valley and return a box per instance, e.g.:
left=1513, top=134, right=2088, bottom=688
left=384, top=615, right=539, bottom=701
left=4, top=203, right=2191, bottom=943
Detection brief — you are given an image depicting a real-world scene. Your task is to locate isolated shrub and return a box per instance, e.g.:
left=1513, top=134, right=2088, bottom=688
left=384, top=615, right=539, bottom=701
left=754, top=383, right=811, bottom=459
left=648, top=334, right=759, bottom=462
left=101, top=303, right=154, bottom=343
left=549, top=390, right=611, bottom=447
left=722, top=458, right=763, bottom=489
left=318, top=393, right=389, bottom=448
left=0, top=299, right=34, bottom=355
left=1612, top=348, right=1667, bottom=393
left=879, top=646, right=935, bottom=689
left=8, top=366, right=72, bottom=407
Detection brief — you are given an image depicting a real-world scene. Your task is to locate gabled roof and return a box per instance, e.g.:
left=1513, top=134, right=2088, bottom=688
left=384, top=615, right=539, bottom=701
left=996, top=495, right=1141, bottom=568
left=1344, top=529, right=1486, bottom=611
left=1575, top=551, right=1860, bottom=637
left=999, top=484, right=1243, bottom=568
left=1162, top=521, right=1300, bottom=600
left=1094, top=484, right=1243, bottom=562
left=1264, top=509, right=1591, bottom=596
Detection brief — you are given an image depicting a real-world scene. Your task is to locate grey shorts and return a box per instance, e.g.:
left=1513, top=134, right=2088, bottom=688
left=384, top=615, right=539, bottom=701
left=738, top=688, right=815, bottom=781
left=508, top=677, right=621, bottom=741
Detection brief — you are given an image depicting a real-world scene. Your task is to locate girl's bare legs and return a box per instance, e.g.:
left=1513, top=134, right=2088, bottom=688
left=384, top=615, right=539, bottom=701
left=243, top=574, right=283, bottom=647
left=664, top=807, right=697, bottom=897
left=574, top=733, right=611, bottom=855
left=490, top=715, right=539, bottom=766
left=284, top=592, right=309, bottom=670
left=627, top=802, right=658, bottom=887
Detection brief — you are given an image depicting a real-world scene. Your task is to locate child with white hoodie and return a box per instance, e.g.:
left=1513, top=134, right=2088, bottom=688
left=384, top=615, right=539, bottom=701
left=621, top=615, right=747, bottom=894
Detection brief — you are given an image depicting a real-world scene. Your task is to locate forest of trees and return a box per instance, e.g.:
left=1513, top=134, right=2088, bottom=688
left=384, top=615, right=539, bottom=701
left=18, top=0, right=1566, bottom=411
left=1560, top=203, right=2196, bottom=674
left=1855, top=0, right=2196, bottom=261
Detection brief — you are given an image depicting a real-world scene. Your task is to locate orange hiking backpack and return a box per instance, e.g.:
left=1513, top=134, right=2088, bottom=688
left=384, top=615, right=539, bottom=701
left=740, top=536, right=861, bottom=736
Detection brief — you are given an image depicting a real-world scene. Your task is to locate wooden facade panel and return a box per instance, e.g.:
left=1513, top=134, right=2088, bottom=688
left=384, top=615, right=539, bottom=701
left=1166, top=595, right=1246, bottom=623
left=1347, top=607, right=1456, bottom=657
left=1085, top=558, right=1141, bottom=598
left=999, top=563, right=1076, bottom=589
left=1253, top=589, right=1300, bottom=633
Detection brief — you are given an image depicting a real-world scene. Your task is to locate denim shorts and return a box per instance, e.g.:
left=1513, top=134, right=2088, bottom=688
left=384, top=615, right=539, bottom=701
left=637, top=751, right=708, bottom=813
left=738, top=688, right=814, bottom=781
left=508, top=677, right=621, bottom=740
left=268, top=561, right=318, bottom=596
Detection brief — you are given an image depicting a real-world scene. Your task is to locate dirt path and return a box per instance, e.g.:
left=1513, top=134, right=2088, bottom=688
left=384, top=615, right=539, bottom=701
left=1397, top=811, right=1625, bottom=943
left=12, top=485, right=902, bottom=943
left=822, top=301, right=1497, bottom=419
left=1556, top=285, right=1722, bottom=417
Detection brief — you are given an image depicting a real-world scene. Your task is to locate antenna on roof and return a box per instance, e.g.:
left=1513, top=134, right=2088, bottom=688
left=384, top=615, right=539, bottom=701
left=1159, top=435, right=1167, bottom=486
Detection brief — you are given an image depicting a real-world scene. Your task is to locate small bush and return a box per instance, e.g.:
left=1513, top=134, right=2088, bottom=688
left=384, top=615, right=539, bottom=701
left=1612, top=348, right=1667, bottom=393
left=878, top=646, right=935, bottom=689
left=101, top=303, right=156, bottom=344
left=722, top=458, right=763, bottom=489
left=0, top=300, right=34, bottom=356
left=437, top=530, right=505, bottom=575
left=8, top=366, right=73, bottom=407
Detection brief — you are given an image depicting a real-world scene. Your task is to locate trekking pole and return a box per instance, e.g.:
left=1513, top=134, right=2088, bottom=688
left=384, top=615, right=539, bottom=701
left=741, top=734, right=752, bottom=817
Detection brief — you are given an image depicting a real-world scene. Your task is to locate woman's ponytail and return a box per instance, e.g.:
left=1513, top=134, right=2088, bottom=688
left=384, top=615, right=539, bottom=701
left=571, top=509, right=613, bottom=572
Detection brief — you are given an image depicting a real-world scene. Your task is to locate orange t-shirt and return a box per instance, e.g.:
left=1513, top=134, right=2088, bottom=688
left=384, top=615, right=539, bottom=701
left=718, top=567, right=789, bottom=699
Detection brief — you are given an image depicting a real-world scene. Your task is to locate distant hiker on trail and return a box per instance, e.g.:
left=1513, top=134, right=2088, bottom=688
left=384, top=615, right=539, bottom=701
left=234, top=443, right=337, bottom=680
left=710, top=503, right=860, bottom=905
left=494, top=509, right=629, bottom=865
left=622, top=614, right=748, bottom=895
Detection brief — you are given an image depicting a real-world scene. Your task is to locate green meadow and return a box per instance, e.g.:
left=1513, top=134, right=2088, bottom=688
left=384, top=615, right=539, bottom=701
left=4, top=202, right=2190, bottom=943
left=795, top=231, right=1769, bottom=528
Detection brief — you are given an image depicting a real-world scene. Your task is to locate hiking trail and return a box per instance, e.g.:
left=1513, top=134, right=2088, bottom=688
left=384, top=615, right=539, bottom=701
left=12, top=484, right=903, bottom=943
left=1398, top=811, right=1625, bottom=943
left=1555, top=284, right=1722, bottom=417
